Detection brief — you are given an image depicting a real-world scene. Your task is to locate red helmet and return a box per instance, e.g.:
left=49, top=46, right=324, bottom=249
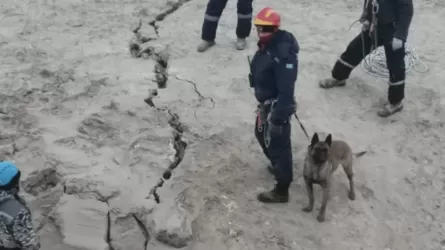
left=254, top=7, right=281, bottom=27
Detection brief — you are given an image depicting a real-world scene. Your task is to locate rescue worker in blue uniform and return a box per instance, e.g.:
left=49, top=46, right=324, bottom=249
left=319, top=0, right=414, bottom=117
left=0, top=161, right=40, bottom=250
left=197, top=0, right=253, bottom=52
left=249, top=7, right=299, bottom=203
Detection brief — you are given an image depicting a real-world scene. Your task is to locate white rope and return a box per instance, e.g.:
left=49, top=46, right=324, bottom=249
left=361, top=43, right=429, bottom=78
left=348, top=18, right=429, bottom=78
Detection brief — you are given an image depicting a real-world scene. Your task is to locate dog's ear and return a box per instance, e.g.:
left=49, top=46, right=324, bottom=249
left=325, top=134, right=332, bottom=146
left=311, top=133, right=319, bottom=146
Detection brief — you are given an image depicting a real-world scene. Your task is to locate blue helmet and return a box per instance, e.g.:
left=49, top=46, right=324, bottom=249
left=0, top=161, right=19, bottom=187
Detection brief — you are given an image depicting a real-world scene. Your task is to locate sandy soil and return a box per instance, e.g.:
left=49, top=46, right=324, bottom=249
left=0, top=0, right=444, bottom=249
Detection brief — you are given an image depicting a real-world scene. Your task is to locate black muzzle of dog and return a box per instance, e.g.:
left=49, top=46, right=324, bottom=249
left=311, top=147, right=329, bottom=164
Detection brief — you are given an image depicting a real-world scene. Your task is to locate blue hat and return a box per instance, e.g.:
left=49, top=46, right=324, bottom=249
left=0, top=161, right=19, bottom=186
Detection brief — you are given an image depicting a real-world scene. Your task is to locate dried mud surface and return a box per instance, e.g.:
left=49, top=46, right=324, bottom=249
left=0, top=0, right=443, bottom=249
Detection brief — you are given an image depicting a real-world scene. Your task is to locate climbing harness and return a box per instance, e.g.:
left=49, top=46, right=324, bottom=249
left=256, top=99, right=309, bottom=145
left=370, top=0, right=379, bottom=51
left=353, top=0, right=429, bottom=78
left=256, top=112, right=263, bottom=133
left=256, top=100, right=270, bottom=147
left=262, top=99, right=275, bottom=148
left=264, top=122, right=271, bottom=148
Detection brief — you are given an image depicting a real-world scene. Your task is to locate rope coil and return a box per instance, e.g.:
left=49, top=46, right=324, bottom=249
left=349, top=19, right=429, bottom=78
left=361, top=44, right=429, bottom=78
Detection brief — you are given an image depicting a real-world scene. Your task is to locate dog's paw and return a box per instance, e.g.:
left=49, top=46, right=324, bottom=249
left=348, top=191, right=356, bottom=200
left=317, top=214, right=325, bottom=222
left=302, top=206, right=313, bottom=213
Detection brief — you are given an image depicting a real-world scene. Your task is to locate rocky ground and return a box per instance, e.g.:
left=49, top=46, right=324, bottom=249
left=0, top=0, right=444, bottom=249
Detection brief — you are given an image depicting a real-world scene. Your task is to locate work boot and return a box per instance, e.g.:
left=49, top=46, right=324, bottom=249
left=235, top=38, right=246, bottom=50
left=318, top=77, right=346, bottom=89
left=197, top=40, right=215, bottom=52
left=377, top=102, right=403, bottom=117
left=257, top=184, right=289, bottom=203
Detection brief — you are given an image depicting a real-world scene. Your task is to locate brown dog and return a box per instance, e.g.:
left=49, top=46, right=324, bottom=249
left=302, top=132, right=366, bottom=222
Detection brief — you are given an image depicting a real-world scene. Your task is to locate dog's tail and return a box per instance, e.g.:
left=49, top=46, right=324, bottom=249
left=353, top=151, right=367, bottom=158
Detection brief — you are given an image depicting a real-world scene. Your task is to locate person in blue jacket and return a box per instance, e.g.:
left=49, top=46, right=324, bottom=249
left=249, top=7, right=299, bottom=203
left=197, top=0, right=253, bottom=52
left=319, top=0, right=414, bottom=117
left=0, top=161, right=40, bottom=250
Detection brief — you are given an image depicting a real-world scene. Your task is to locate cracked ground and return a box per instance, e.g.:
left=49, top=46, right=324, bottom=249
left=1, top=0, right=444, bottom=249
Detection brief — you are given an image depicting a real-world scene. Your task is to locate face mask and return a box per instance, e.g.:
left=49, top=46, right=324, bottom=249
left=256, top=25, right=277, bottom=44
left=259, top=32, right=273, bottom=44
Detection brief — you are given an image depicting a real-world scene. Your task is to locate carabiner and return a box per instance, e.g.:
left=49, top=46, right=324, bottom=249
left=372, top=0, right=379, bottom=14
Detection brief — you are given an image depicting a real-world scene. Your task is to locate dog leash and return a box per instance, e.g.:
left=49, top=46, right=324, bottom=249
left=293, top=112, right=309, bottom=140
left=259, top=99, right=310, bottom=140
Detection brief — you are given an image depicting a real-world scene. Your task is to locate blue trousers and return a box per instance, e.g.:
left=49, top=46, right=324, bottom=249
left=201, top=0, right=253, bottom=41
left=254, top=113, right=293, bottom=185
left=332, top=24, right=406, bottom=104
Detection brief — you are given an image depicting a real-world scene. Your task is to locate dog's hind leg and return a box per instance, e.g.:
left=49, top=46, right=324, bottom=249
left=342, top=163, right=356, bottom=200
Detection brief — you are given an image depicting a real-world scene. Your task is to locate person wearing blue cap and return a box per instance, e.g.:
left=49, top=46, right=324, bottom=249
left=0, top=161, right=40, bottom=250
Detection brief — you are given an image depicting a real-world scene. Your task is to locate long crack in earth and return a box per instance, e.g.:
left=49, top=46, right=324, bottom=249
left=149, top=0, right=193, bottom=37
left=106, top=201, right=115, bottom=250
left=144, top=64, right=187, bottom=203
left=146, top=97, right=188, bottom=204
left=1, top=0, right=195, bottom=249
left=4, top=0, right=443, bottom=249
left=132, top=212, right=151, bottom=249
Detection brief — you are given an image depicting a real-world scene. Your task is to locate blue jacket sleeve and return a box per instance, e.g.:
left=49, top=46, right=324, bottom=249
left=269, top=43, right=298, bottom=124
left=394, top=0, right=414, bottom=41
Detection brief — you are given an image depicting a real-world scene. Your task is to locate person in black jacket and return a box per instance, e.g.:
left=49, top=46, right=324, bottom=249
left=319, top=0, right=414, bottom=117
left=250, top=7, right=299, bottom=203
